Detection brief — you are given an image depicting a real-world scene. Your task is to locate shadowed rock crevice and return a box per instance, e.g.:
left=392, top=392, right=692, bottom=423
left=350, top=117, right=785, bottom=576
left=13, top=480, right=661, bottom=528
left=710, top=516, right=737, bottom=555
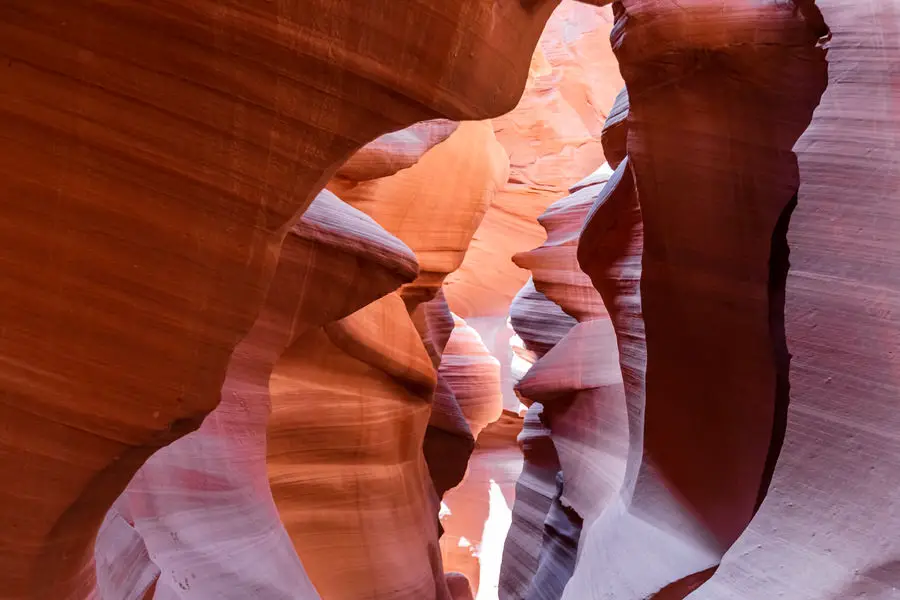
left=757, top=192, right=798, bottom=512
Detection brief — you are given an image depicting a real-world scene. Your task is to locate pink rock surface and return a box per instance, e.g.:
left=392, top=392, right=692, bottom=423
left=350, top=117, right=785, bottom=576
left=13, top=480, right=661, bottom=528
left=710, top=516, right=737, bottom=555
left=513, top=164, right=613, bottom=322
left=509, top=280, right=578, bottom=360
left=440, top=413, right=524, bottom=599
left=418, top=292, right=477, bottom=501
left=693, top=2, right=900, bottom=597
left=95, top=190, right=418, bottom=599
left=440, top=316, right=504, bottom=441
left=571, top=1, right=832, bottom=597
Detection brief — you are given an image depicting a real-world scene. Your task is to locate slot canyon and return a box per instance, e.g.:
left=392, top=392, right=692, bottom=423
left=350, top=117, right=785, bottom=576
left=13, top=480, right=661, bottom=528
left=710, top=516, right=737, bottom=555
left=0, top=1, right=898, bottom=599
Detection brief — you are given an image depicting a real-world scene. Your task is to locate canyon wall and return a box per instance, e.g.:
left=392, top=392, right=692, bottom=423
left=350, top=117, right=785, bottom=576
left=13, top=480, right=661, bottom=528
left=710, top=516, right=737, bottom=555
left=0, top=1, right=561, bottom=597
left=1, top=1, right=898, bottom=599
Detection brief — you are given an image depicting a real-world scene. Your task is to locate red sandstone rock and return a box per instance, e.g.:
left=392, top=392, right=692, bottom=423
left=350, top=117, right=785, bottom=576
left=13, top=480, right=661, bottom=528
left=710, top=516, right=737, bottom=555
left=94, top=190, right=417, bottom=599
left=268, top=291, right=446, bottom=600
left=331, top=119, right=507, bottom=506
left=571, top=1, right=830, bottom=597
left=418, top=293, right=477, bottom=501
left=330, top=120, right=509, bottom=308
left=692, top=2, right=900, bottom=598
left=445, top=0, right=623, bottom=319
left=440, top=412, right=524, bottom=598
left=440, top=315, right=505, bottom=441
left=446, top=572, right=476, bottom=600
left=0, top=2, right=560, bottom=596
left=263, top=116, right=505, bottom=598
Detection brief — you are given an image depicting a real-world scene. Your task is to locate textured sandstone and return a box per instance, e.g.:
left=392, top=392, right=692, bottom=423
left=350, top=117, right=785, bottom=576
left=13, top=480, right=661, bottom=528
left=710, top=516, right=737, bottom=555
left=509, top=280, right=578, bottom=359
left=0, top=1, right=560, bottom=596
left=330, top=119, right=507, bottom=507
left=571, top=1, right=832, bottom=597
left=331, top=120, right=509, bottom=308
left=94, top=190, right=417, bottom=599
left=5, top=1, right=899, bottom=599
left=440, top=412, right=524, bottom=599
left=444, top=0, right=623, bottom=319
left=693, top=2, right=900, bottom=598
left=501, top=158, right=628, bottom=599
left=417, top=292, right=477, bottom=501
left=440, top=316, right=505, bottom=440
left=268, top=290, right=446, bottom=600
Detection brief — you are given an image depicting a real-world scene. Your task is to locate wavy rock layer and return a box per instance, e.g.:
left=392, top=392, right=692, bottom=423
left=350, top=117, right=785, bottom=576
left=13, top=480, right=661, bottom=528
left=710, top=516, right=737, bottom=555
left=418, top=292, right=477, bottom=502
left=269, top=290, right=446, bottom=600
left=0, top=1, right=563, bottom=596
left=509, top=280, right=578, bottom=359
left=693, top=2, right=900, bottom=598
left=445, top=0, right=623, bottom=319
left=329, top=119, right=507, bottom=538
left=440, top=412, right=524, bottom=599
left=331, top=120, right=509, bottom=308
left=501, top=150, right=628, bottom=598
left=435, top=316, right=506, bottom=593
left=439, top=316, right=504, bottom=441
left=94, top=190, right=418, bottom=599
left=571, top=1, right=831, bottom=597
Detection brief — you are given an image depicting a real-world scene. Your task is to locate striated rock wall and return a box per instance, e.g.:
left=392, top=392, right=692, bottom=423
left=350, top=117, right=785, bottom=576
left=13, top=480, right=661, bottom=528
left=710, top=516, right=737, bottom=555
left=693, top=2, right=900, bottom=597
left=268, top=290, right=446, bottom=600
left=4, top=1, right=900, bottom=599
left=501, top=159, right=628, bottom=599
left=95, top=190, right=418, bottom=599
left=446, top=0, right=623, bottom=320
left=0, top=1, right=562, bottom=597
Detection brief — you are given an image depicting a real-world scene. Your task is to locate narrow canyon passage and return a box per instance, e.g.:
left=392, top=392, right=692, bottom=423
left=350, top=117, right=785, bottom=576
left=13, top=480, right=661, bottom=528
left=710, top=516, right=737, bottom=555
left=1, top=1, right=898, bottom=600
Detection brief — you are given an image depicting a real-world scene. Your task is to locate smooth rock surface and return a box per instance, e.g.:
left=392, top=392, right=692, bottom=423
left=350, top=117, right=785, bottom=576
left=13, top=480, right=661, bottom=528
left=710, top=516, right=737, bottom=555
left=694, top=2, right=900, bottom=598
left=571, top=1, right=831, bottom=597
left=445, top=0, right=623, bottom=319
left=0, top=1, right=563, bottom=596
left=95, top=190, right=418, bottom=599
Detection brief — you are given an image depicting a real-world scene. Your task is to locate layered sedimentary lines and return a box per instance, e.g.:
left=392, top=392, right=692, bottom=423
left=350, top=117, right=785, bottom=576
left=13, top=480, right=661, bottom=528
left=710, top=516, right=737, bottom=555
left=567, top=1, right=831, bottom=598
left=0, top=0, right=564, bottom=596
left=693, top=2, right=900, bottom=598
left=330, top=120, right=509, bottom=308
left=445, top=0, right=623, bottom=319
left=501, top=145, right=628, bottom=597
left=269, top=292, right=443, bottom=600
left=94, top=190, right=418, bottom=599
left=4, top=1, right=899, bottom=600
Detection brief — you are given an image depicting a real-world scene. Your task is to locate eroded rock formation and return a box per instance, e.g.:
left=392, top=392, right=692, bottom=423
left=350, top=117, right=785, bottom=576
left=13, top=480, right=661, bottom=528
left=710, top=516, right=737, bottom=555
left=445, top=0, right=622, bottom=319
left=0, top=1, right=563, bottom=596
left=693, top=2, right=900, bottom=597
left=3, top=1, right=900, bottom=599
left=264, top=116, right=505, bottom=599
left=500, top=158, right=628, bottom=599
left=443, top=0, right=625, bottom=417
left=570, top=2, right=831, bottom=597
left=95, top=190, right=417, bottom=599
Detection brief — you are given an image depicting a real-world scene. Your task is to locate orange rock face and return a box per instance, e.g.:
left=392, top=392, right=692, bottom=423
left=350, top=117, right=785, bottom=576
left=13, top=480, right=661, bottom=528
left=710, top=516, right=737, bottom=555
left=0, top=1, right=561, bottom=597
left=5, top=2, right=900, bottom=600
left=331, top=120, right=509, bottom=308
left=444, top=0, right=623, bottom=319
left=94, top=190, right=418, bottom=599
left=269, top=291, right=444, bottom=600
left=266, top=116, right=506, bottom=598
